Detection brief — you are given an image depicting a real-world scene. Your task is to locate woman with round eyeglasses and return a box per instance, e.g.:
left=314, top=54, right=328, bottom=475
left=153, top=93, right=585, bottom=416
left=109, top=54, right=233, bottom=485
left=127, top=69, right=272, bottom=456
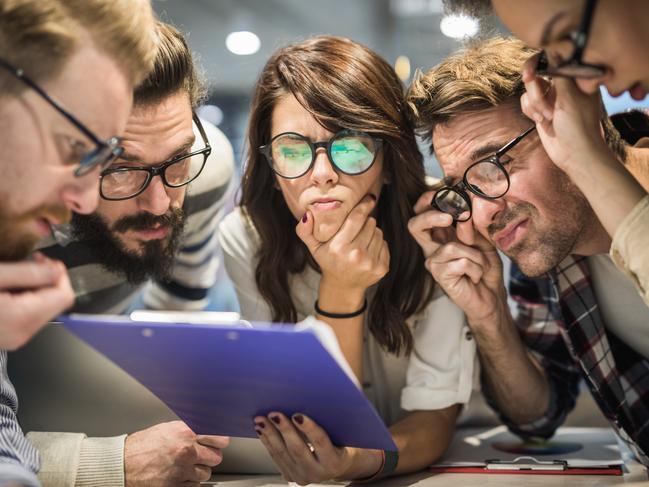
left=219, top=36, right=476, bottom=482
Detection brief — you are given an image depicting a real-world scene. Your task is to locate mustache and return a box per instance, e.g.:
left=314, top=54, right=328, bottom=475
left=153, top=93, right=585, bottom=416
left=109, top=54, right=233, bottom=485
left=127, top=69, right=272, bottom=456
left=487, top=202, right=534, bottom=238
left=112, top=207, right=184, bottom=233
left=18, top=204, right=71, bottom=225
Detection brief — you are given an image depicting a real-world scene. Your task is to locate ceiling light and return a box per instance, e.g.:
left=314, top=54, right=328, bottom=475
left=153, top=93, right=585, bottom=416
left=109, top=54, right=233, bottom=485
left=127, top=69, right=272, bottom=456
left=440, top=14, right=479, bottom=39
left=226, top=31, right=260, bottom=56
left=395, top=55, right=411, bottom=82
left=197, top=105, right=224, bottom=126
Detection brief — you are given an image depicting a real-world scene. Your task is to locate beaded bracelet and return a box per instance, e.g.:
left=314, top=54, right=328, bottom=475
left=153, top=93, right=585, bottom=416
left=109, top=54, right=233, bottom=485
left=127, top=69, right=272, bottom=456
left=314, top=298, right=367, bottom=319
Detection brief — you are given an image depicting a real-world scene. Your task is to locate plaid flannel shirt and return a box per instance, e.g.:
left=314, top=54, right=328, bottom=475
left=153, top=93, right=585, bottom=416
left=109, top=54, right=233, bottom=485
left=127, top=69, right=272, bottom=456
left=502, top=254, right=649, bottom=465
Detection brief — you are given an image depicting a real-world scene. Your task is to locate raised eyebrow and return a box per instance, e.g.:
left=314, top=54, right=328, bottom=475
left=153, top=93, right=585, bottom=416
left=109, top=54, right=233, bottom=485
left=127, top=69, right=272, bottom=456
left=539, top=11, right=567, bottom=46
left=468, top=143, right=503, bottom=163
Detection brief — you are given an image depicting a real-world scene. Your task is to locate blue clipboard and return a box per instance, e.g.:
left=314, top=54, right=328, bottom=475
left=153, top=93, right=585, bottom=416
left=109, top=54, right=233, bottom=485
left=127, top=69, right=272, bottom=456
left=60, top=314, right=397, bottom=452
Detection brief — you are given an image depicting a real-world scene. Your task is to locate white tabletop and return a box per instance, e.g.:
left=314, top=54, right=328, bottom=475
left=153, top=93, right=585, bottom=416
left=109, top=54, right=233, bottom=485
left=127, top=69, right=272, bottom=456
left=206, top=456, right=647, bottom=487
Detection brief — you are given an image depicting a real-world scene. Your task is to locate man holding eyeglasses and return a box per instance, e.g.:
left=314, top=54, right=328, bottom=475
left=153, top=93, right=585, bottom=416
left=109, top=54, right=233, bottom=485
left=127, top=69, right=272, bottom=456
left=0, top=0, right=156, bottom=485
left=445, top=0, right=649, bottom=306
left=15, top=22, right=233, bottom=487
left=407, top=36, right=649, bottom=466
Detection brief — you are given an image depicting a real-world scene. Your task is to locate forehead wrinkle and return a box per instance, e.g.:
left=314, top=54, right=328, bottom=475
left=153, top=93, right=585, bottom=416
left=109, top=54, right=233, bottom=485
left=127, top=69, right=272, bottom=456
left=433, top=119, right=493, bottom=179
left=119, top=135, right=195, bottom=165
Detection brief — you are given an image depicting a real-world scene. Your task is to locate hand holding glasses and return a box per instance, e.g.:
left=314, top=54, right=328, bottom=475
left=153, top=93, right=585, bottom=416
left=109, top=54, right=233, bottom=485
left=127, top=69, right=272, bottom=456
left=432, top=126, right=536, bottom=222
left=259, top=130, right=382, bottom=179
left=99, top=114, right=211, bottom=200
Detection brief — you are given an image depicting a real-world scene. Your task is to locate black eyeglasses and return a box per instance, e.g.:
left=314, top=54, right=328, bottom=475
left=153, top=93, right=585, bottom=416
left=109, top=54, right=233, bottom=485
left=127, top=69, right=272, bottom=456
left=99, top=113, right=211, bottom=201
left=259, top=130, right=383, bottom=179
left=432, top=126, right=536, bottom=222
left=0, top=57, right=124, bottom=176
left=536, top=0, right=606, bottom=79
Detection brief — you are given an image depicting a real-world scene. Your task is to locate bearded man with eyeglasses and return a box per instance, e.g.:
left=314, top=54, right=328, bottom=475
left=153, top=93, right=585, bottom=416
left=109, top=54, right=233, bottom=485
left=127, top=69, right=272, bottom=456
left=0, top=0, right=157, bottom=485
left=407, top=36, right=649, bottom=468
left=37, top=22, right=234, bottom=314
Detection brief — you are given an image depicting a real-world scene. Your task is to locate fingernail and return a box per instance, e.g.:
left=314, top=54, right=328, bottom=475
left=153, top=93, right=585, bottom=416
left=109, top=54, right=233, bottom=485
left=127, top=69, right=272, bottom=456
left=270, top=415, right=280, bottom=425
left=302, top=213, right=307, bottom=223
left=254, top=422, right=265, bottom=429
left=293, top=414, right=304, bottom=425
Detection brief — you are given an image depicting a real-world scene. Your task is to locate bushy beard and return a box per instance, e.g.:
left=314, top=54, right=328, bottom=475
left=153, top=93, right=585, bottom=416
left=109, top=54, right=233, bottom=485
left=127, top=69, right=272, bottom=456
left=70, top=207, right=186, bottom=284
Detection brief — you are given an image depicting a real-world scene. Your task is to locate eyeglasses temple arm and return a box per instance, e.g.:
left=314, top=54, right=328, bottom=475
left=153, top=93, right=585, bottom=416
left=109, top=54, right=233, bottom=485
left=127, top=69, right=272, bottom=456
left=573, top=0, right=597, bottom=58
left=0, top=58, right=103, bottom=146
left=496, top=125, right=537, bottom=157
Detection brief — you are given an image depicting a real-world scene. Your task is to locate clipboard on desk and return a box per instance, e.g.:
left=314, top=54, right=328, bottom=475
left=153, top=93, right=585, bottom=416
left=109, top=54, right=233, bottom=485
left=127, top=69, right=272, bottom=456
left=59, top=313, right=397, bottom=452
left=430, top=426, right=624, bottom=476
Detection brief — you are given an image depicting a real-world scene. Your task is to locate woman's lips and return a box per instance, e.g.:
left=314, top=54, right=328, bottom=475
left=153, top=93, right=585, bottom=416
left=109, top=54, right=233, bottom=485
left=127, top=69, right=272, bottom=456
left=310, top=199, right=342, bottom=211
left=494, top=219, right=528, bottom=252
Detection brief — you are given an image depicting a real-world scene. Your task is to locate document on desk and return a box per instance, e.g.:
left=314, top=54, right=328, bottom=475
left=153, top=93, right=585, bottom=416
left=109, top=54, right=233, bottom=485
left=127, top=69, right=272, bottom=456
left=431, top=426, right=623, bottom=475
left=60, top=313, right=397, bottom=452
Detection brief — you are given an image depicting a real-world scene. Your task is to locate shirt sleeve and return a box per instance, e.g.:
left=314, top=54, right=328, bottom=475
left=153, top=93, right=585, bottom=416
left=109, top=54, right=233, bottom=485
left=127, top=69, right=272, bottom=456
left=400, top=288, right=476, bottom=411
left=0, top=352, right=40, bottom=483
left=484, top=266, right=582, bottom=439
left=144, top=120, right=235, bottom=311
left=26, top=432, right=125, bottom=487
left=610, top=194, right=649, bottom=305
left=218, top=209, right=273, bottom=321
left=0, top=464, right=40, bottom=487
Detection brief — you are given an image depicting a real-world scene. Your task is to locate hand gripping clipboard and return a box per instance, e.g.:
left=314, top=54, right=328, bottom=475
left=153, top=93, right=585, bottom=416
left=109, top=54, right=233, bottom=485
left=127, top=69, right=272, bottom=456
left=60, top=313, right=397, bottom=452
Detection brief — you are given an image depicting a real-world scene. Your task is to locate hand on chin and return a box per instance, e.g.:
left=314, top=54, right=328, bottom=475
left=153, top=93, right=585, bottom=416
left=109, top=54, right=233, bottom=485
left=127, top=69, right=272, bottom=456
left=312, top=211, right=346, bottom=243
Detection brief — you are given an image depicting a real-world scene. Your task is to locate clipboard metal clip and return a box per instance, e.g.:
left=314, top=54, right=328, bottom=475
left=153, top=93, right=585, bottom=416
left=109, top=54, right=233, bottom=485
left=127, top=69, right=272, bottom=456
left=486, top=457, right=568, bottom=471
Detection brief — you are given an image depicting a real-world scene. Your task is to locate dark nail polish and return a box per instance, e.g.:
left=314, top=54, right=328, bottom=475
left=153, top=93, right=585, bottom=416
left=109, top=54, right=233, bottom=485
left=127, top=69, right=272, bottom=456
left=255, top=422, right=265, bottom=429
left=270, top=415, right=281, bottom=425
left=293, top=414, right=304, bottom=425
left=302, top=213, right=307, bottom=223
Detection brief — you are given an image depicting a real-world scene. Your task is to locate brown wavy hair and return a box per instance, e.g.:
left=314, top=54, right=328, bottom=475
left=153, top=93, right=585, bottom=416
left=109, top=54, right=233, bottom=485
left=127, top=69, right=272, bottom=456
left=240, top=35, right=434, bottom=355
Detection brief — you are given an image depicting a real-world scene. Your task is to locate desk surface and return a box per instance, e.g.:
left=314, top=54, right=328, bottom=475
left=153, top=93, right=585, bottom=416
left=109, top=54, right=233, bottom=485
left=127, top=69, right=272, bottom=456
left=207, top=457, right=648, bottom=487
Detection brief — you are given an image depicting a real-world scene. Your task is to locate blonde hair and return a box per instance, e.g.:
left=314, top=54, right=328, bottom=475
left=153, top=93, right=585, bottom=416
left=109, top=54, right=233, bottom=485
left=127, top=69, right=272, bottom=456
left=407, top=36, right=626, bottom=160
left=407, top=37, right=537, bottom=145
left=0, top=0, right=157, bottom=94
